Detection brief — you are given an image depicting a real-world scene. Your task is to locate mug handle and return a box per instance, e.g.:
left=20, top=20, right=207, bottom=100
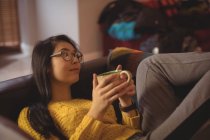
left=120, top=70, right=132, bottom=83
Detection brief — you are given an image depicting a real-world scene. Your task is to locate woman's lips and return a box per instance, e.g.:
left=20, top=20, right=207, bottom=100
left=69, top=68, right=80, bottom=73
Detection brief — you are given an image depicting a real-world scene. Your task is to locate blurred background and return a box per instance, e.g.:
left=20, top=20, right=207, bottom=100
left=0, top=0, right=210, bottom=81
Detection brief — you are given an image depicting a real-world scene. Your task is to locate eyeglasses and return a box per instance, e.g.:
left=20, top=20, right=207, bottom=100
left=50, top=49, right=83, bottom=63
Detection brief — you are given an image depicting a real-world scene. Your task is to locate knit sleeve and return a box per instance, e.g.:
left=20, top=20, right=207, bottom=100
left=18, top=107, right=45, bottom=140
left=121, top=110, right=141, bottom=129
left=70, top=115, right=105, bottom=140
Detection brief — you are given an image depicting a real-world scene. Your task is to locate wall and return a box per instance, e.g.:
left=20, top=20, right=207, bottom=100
left=78, top=0, right=113, bottom=61
left=18, top=0, right=38, bottom=56
left=18, top=0, right=112, bottom=61
left=35, top=0, right=79, bottom=43
left=18, top=0, right=79, bottom=56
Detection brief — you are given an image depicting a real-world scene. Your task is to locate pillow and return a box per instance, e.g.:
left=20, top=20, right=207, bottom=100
left=107, top=47, right=152, bottom=77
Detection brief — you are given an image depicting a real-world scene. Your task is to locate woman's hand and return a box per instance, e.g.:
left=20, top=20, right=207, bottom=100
left=87, top=73, right=129, bottom=121
left=116, top=65, right=136, bottom=107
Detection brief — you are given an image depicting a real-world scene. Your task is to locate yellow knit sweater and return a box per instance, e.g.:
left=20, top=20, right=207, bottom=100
left=18, top=99, right=141, bottom=140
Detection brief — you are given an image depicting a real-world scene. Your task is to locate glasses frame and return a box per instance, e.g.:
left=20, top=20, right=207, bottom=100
left=50, top=49, right=83, bottom=63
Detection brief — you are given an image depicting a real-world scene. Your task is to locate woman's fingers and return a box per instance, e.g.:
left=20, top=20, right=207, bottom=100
left=109, top=91, right=127, bottom=103
left=97, top=74, right=118, bottom=88
left=105, top=81, right=129, bottom=98
left=99, top=78, right=135, bottom=98
left=100, top=78, right=125, bottom=92
left=126, top=88, right=136, bottom=96
left=126, top=81, right=136, bottom=96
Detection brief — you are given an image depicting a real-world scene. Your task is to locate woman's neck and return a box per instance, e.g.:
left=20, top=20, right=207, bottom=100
left=51, top=81, right=72, bottom=102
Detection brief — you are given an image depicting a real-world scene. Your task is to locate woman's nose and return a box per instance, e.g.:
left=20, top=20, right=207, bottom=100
left=72, top=55, right=80, bottom=63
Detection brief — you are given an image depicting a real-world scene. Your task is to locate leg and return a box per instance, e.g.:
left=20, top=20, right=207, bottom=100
left=149, top=70, right=210, bottom=140
left=136, top=52, right=210, bottom=133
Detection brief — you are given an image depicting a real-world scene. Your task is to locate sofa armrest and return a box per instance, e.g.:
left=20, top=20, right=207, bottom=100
left=0, top=75, right=38, bottom=122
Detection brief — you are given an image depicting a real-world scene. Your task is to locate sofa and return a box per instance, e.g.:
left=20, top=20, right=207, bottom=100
left=0, top=49, right=209, bottom=140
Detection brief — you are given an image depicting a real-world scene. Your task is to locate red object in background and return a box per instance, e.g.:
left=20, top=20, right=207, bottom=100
left=194, top=29, right=210, bottom=52
left=138, top=0, right=178, bottom=17
left=137, top=0, right=159, bottom=9
left=99, top=1, right=210, bottom=55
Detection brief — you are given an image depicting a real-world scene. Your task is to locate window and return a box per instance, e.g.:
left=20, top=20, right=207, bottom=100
left=0, top=0, right=20, bottom=52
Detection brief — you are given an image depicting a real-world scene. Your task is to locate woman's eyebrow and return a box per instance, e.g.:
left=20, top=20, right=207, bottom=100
left=60, top=48, right=76, bottom=52
left=59, top=48, right=76, bottom=53
left=60, top=48, right=70, bottom=51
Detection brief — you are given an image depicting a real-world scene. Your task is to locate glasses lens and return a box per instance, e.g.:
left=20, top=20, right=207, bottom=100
left=61, top=50, right=72, bottom=61
left=76, top=52, right=83, bottom=63
left=60, top=50, right=83, bottom=62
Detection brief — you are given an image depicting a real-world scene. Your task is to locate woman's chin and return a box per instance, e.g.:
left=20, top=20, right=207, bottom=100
left=66, top=76, right=79, bottom=85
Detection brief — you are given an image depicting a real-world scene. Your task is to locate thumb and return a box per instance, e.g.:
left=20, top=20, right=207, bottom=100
left=116, top=64, right=122, bottom=71
left=92, top=73, right=98, bottom=88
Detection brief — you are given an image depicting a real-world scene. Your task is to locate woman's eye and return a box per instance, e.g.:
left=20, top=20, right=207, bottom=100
left=64, top=52, right=69, bottom=57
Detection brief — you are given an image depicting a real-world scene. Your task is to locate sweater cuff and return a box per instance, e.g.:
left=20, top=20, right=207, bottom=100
left=122, top=112, right=140, bottom=129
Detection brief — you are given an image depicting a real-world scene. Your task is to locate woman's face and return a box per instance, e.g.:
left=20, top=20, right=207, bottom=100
left=50, top=41, right=81, bottom=85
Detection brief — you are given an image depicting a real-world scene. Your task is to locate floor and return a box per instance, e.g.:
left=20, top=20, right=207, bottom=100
left=0, top=52, right=32, bottom=82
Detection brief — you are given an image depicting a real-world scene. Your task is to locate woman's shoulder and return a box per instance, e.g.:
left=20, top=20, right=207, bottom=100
left=17, top=107, right=44, bottom=139
left=18, top=106, right=31, bottom=129
left=18, top=107, right=29, bottom=121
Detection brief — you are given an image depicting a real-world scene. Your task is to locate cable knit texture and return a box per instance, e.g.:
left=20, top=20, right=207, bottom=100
left=18, top=99, right=141, bottom=140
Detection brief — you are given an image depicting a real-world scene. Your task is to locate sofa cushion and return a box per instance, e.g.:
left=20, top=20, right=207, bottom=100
left=107, top=47, right=152, bottom=78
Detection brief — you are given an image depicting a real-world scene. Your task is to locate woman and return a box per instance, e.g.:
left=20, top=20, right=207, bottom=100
left=18, top=35, right=142, bottom=140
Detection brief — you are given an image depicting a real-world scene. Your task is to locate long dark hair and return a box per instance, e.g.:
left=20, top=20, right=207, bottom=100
left=28, top=35, right=78, bottom=139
